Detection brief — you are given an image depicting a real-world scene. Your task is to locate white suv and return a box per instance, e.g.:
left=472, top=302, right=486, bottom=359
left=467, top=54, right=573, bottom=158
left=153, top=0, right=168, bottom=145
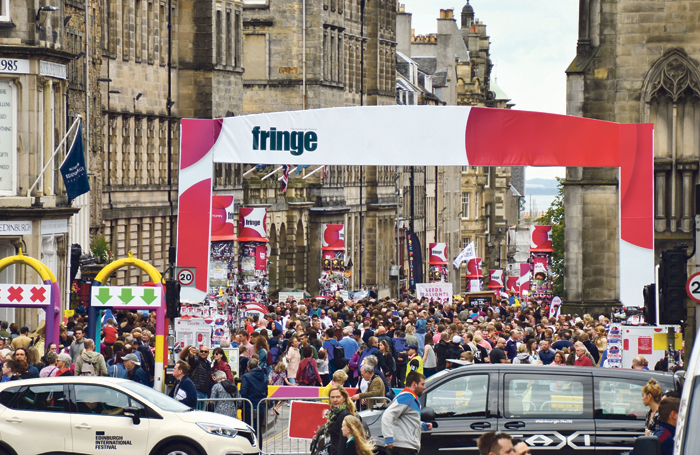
left=0, top=377, right=257, bottom=455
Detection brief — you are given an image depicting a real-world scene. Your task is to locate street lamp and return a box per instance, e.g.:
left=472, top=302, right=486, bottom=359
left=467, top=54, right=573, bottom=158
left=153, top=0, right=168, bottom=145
left=36, top=6, right=59, bottom=23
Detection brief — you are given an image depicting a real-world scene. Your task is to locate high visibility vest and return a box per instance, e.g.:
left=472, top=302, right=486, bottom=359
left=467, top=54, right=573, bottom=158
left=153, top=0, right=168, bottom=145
left=406, top=354, right=424, bottom=381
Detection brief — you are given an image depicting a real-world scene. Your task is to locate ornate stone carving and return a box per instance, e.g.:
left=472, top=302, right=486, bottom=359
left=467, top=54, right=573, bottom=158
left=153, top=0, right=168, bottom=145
left=645, top=49, right=700, bottom=104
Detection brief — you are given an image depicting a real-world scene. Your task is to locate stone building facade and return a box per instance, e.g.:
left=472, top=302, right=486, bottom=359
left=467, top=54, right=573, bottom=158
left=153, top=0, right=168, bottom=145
left=0, top=0, right=79, bottom=326
left=565, top=0, right=700, bottom=316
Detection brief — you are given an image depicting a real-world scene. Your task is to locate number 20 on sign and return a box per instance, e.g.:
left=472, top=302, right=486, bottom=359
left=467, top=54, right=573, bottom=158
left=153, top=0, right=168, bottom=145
left=686, top=272, right=700, bottom=303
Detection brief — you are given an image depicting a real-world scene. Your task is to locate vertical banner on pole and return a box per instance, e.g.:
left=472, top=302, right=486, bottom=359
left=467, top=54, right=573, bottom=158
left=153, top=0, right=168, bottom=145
left=236, top=208, right=269, bottom=305
left=428, top=243, right=448, bottom=283
left=320, top=224, right=347, bottom=297
left=406, top=231, right=423, bottom=290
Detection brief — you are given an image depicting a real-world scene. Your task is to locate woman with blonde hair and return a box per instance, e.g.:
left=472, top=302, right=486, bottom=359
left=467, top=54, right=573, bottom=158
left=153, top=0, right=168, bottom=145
left=340, top=415, right=375, bottom=455
left=320, top=385, right=356, bottom=455
left=642, top=378, right=663, bottom=435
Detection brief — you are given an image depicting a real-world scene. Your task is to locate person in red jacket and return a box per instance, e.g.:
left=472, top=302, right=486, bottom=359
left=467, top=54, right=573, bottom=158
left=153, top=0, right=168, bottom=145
left=573, top=343, right=593, bottom=367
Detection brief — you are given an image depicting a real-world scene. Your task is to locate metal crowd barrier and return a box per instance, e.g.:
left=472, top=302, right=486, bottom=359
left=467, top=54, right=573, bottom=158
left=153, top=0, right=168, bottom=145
left=197, top=395, right=392, bottom=455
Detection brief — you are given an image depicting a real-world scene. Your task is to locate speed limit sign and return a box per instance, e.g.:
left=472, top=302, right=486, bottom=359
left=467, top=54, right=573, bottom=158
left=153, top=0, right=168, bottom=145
left=686, top=272, right=700, bottom=303
left=175, top=267, right=196, bottom=287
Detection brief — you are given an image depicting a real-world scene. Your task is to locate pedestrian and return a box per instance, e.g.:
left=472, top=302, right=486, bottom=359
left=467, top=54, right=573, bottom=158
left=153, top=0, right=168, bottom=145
left=573, top=343, right=593, bottom=367
left=422, top=334, right=437, bottom=377
left=68, top=326, right=86, bottom=362
left=489, top=338, right=509, bottom=364
left=211, top=347, right=234, bottom=382
left=210, top=370, right=239, bottom=417
left=321, top=369, right=349, bottom=400
left=56, top=353, right=73, bottom=376
left=75, top=339, right=108, bottom=376
left=13, top=348, right=39, bottom=376
left=434, top=332, right=450, bottom=371
left=340, top=415, right=376, bottom=455
left=168, top=360, right=198, bottom=408
left=1, top=360, right=12, bottom=382
left=512, top=344, right=531, bottom=364
left=642, top=378, right=662, bottom=435
left=240, top=358, right=268, bottom=447
left=405, top=344, right=423, bottom=382
left=286, top=335, right=301, bottom=384
left=381, top=371, right=433, bottom=455
left=123, top=353, right=148, bottom=385
left=108, top=352, right=129, bottom=378
left=538, top=340, right=555, bottom=365
left=181, top=345, right=212, bottom=406
left=318, top=350, right=330, bottom=385
left=39, top=351, right=59, bottom=377
left=350, top=363, right=386, bottom=410
left=320, top=385, right=355, bottom=455
left=512, top=439, right=531, bottom=455
left=635, top=397, right=680, bottom=455
left=632, top=356, right=649, bottom=370
left=477, top=431, right=515, bottom=455
left=297, top=346, right=322, bottom=386
left=10, top=326, right=32, bottom=351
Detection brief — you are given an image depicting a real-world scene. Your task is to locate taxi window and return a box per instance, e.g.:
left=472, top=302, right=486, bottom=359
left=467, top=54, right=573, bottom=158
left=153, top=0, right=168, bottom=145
left=15, top=385, right=67, bottom=413
left=505, top=374, right=591, bottom=419
left=0, top=386, right=21, bottom=408
left=424, top=374, right=488, bottom=418
left=74, top=385, right=144, bottom=415
left=595, top=378, right=647, bottom=419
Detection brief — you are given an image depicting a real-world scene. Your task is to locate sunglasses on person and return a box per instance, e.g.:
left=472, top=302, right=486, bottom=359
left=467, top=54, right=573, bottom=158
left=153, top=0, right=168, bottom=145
left=200, top=350, right=210, bottom=354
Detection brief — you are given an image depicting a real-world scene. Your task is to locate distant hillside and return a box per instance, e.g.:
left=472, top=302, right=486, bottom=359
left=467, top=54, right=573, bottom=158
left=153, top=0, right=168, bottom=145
left=526, top=178, right=559, bottom=195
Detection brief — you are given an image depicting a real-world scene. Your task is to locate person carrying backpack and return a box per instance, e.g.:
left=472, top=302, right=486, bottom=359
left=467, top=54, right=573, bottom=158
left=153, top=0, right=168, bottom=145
left=322, top=328, right=346, bottom=376
left=296, top=346, right=322, bottom=385
left=75, top=339, right=108, bottom=376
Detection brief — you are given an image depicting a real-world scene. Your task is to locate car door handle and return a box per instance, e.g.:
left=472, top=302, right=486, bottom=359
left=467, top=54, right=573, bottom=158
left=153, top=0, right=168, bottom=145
left=504, top=421, right=525, bottom=429
left=470, top=422, right=491, bottom=430
left=75, top=423, right=92, bottom=430
left=5, top=417, right=22, bottom=423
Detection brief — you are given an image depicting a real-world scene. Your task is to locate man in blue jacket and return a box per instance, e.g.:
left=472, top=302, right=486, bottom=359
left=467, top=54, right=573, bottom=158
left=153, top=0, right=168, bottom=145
left=241, top=358, right=268, bottom=447
left=168, top=360, right=197, bottom=408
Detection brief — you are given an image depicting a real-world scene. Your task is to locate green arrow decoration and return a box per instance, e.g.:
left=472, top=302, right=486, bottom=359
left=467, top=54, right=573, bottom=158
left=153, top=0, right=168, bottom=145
left=95, top=288, right=112, bottom=305
left=142, top=289, right=158, bottom=305
left=119, top=288, right=135, bottom=304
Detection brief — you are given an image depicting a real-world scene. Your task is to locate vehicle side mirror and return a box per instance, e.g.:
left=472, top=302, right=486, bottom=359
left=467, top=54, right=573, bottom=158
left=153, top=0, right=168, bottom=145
left=421, top=407, right=436, bottom=422
left=123, top=406, right=141, bottom=425
left=633, top=436, right=659, bottom=455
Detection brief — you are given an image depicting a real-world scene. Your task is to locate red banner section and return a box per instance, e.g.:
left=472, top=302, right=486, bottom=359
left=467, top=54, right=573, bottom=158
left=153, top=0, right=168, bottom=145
left=322, top=224, right=345, bottom=250
left=211, top=195, right=236, bottom=241
left=530, top=225, right=553, bottom=252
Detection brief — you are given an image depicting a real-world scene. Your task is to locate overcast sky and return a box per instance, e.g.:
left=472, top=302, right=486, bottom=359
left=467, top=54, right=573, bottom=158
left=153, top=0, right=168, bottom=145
left=401, top=0, right=578, bottom=180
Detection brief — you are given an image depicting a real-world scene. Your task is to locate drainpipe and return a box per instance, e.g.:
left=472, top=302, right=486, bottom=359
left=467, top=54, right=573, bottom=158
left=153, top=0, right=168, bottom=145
left=671, top=102, right=677, bottom=232
left=302, top=0, right=306, bottom=110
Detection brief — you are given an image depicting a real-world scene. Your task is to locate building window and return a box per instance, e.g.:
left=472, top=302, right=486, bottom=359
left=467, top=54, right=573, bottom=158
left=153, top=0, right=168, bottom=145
left=461, top=166, right=469, bottom=172
left=0, top=0, right=10, bottom=22
left=484, top=167, right=490, bottom=187
left=462, top=237, right=470, bottom=249
left=475, top=192, right=479, bottom=219
left=461, top=192, right=469, bottom=219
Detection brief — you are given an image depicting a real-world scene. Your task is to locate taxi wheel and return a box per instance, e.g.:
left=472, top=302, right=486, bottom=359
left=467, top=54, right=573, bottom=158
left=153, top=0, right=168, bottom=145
left=160, top=443, right=199, bottom=455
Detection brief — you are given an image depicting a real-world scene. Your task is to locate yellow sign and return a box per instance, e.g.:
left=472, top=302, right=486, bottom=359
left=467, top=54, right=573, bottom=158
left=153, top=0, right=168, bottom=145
left=653, top=332, right=682, bottom=350
left=344, top=270, right=353, bottom=278
left=64, top=310, right=75, bottom=318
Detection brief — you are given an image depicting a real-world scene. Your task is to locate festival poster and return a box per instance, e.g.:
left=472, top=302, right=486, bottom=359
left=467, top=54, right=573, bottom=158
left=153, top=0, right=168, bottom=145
left=416, top=283, right=453, bottom=303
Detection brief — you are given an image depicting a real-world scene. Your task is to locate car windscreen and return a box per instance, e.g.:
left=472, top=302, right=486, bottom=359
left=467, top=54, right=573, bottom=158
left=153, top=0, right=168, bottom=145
left=119, top=381, right=192, bottom=413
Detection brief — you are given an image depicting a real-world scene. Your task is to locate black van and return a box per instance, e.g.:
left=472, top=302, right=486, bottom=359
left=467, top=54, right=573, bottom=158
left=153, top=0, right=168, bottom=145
left=359, top=365, right=684, bottom=455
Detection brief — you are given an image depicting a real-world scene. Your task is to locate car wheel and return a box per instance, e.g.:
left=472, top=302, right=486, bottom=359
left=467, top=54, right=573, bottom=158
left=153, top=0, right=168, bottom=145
left=160, top=443, right=199, bottom=455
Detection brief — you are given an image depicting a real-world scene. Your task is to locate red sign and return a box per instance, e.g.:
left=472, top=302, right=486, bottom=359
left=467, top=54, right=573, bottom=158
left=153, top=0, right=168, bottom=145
left=686, top=272, right=700, bottom=303
left=211, top=195, right=236, bottom=241
left=288, top=401, right=330, bottom=440
left=638, top=336, right=653, bottom=355
left=530, top=225, right=553, bottom=252
left=506, top=276, right=518, bottom=292
left=428, top=243, right=448, bottom=265
left=322, top=224, right=345, bottom=251
left=255, top=245, right=267, bottom=270
left=237, top=207, right=268, bottom=242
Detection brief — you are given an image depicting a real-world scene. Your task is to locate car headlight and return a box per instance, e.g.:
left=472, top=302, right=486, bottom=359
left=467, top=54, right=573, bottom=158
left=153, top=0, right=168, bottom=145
left=197, top=423, right=239, bottom=438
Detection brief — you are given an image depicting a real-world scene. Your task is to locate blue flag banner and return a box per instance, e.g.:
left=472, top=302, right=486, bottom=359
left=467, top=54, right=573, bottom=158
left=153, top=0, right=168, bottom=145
left=60, top=123, right=90, bottom=200
left=406, top=230, right=423, bottom=290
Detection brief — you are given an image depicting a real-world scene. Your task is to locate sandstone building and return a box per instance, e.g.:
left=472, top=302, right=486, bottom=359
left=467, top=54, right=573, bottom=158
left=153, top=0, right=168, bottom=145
left=565, top=0, right=700, bottom=341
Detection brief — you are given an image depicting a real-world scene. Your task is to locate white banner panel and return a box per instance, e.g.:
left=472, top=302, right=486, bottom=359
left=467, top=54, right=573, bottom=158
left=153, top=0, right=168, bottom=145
left=416, top=283, right=453, bottom=303
left=211, top=106, right=473, bottom=166
left=91, top=286, right=162, bottom=308
left=0, top=284, right=52, bottom=306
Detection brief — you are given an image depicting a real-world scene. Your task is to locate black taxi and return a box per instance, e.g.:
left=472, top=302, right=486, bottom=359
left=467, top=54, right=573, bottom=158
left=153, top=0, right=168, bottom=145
left=359, top=364, right=683, bottom=454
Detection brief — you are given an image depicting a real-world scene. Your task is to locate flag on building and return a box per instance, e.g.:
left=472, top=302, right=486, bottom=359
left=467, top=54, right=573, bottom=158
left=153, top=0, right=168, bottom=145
left=321, top=165, right=328, bottom=182
left=60, top=122, right=90, bottom=201
left=453, top=241, right=475, bottom=268
left=280, top=164, right=291, bottom=193
left=296, top=164, right=310, bottom=175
